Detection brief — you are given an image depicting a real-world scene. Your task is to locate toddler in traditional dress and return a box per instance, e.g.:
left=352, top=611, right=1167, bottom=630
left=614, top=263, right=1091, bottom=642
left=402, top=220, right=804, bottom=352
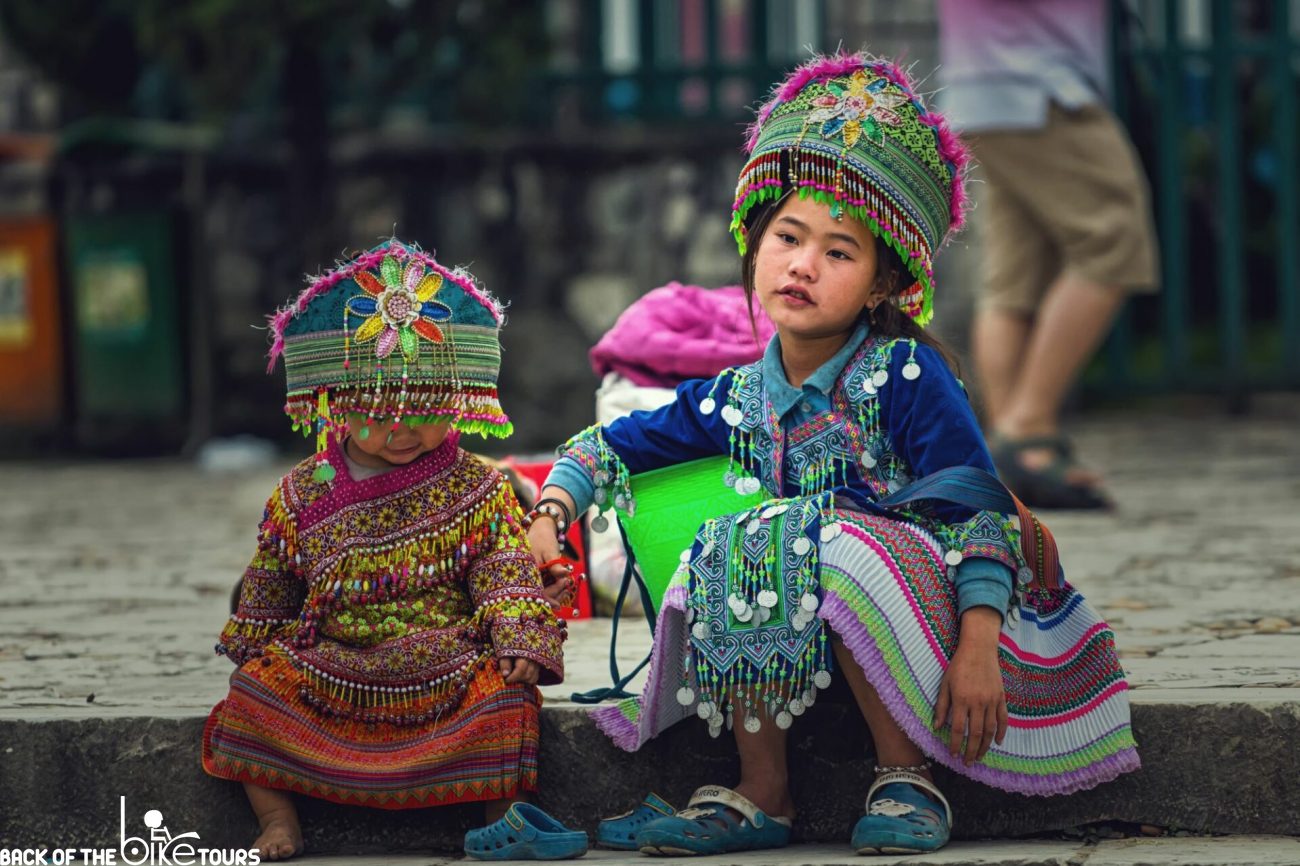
left=203, top=240, right=585, bottom=861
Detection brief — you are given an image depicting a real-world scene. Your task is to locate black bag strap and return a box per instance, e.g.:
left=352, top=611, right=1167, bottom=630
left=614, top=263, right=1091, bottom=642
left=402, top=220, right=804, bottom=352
left=569, top=519, right=658, bottom=704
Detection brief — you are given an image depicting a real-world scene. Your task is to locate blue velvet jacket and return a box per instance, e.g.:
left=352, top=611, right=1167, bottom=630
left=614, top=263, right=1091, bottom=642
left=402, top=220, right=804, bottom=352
left=548, top=323, right=1020, bottom=614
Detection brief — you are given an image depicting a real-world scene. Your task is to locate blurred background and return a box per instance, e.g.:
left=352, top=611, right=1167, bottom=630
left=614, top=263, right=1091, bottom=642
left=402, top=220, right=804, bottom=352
left=0, top=0, right=1297, bottom=458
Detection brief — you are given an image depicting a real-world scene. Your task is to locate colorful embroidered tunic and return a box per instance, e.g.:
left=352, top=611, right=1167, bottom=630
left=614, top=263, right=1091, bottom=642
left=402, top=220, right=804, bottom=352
left=548, top=323, right=1139, bottom=796
left=203, top=432, right=565, bottom=808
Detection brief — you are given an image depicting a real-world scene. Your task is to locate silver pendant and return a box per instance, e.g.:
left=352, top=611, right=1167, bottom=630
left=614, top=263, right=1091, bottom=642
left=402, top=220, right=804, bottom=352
left=723, top=470, right=738, bottom=488
left=721, top=405, right=744, bottom=427
left=700, top=397, right=716, bottom=415
left=814, top=670, right=832, bottom=689
left=788, top=698, right=805, bottom=717
left=697, top=701, right=715, bottom=720
left=902, top=361, right=921, bottom=381
left=591, top=513, right=609, bottom=533
left=692, top=622, right=708, bottom=640
left=792, top=536, right=812, bottom=556
left=800, top=592, right=819, bottom=612
left=746, top=518, right=761, bottom=535
left=860, top=451, right=877, bottom=469
left=676, top=686, right=695, bottom=706
left=755, top=606, right=772, bottom=624
left=944, top=549, right=964, bottom=566
left=734, top=604, right=754, bottom=623
left=872, top=369, right=889, bottom=388
left=775, top=710, right=794, bottom=730
left=757, top=589, right=779, bottom=609
left=743, top=715, right=762, bottom=734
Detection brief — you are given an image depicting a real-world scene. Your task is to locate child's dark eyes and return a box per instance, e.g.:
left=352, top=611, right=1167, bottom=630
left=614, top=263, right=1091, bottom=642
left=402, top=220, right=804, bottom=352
left=776, top=232, right=798, bottom=244
left=828, top=249, right=852, bottom=261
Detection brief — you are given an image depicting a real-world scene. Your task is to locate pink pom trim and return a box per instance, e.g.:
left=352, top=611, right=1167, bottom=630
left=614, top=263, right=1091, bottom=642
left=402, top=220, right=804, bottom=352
left=744, top=51, right=972, bottom=236
left=265, top=239, right=504, bottom=373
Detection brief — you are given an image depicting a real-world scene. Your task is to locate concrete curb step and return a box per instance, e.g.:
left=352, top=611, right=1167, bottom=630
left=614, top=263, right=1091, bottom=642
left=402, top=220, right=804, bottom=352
left=2, top=690, right=1297, bottom=855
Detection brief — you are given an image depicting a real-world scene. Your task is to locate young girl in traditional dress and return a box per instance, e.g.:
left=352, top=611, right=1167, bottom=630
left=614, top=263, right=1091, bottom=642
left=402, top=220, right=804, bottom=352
left=204, top=240, right=586, bottom=861
left=527, top=55, right=1139, bottom=856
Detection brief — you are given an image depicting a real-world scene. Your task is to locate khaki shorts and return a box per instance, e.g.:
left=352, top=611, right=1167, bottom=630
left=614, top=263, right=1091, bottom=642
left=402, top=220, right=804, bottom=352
left=969, top=103, right=1160, bottom=314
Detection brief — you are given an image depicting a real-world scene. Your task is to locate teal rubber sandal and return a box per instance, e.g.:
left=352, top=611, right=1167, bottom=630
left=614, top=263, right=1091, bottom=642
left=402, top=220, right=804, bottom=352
left=464, top=803, right=589, bottom=860
left=596, top=793, right=676, bottom=850
left=851, top=771, right=952, bottom=855
left=635, top=785, right=792, bottom=856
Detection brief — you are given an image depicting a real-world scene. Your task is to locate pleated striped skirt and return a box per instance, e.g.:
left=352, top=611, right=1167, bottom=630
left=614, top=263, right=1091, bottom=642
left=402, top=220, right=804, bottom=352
left=593, top=508, right=1139, bottom=796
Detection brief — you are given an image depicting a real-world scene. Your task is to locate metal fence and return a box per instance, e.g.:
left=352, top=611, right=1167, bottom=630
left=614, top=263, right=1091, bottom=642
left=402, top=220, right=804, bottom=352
left=1105, top=0, right=1300, bottom=398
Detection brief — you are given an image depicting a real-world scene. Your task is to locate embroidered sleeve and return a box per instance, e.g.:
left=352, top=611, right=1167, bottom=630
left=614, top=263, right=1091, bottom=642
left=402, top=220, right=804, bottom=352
left=467, top=475, right=565, bottom=684
left=216, top=486, right=305, bottom=666
left=556, top=373, right=735, bottom=520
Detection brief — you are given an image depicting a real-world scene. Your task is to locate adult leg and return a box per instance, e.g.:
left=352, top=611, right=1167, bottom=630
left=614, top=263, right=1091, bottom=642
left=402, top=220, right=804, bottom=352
left=971, top=307, right=1033, bottom=427
left=244, top=783, right=304, bottom=861
left=995, top=270, right=1123, bottom=485
left=999, top=269, right=1124, bottom=440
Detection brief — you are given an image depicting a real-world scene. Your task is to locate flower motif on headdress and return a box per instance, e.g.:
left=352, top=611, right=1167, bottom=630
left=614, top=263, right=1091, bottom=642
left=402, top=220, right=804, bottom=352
left=807, top=70, right=908, bottom=148
left=346, top=255, right=452, bottom=361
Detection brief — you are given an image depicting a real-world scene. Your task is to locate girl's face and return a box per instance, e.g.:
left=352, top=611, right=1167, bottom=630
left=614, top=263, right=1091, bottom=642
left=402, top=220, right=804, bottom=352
left=345, top=416, right=451, bottom=467
left=752, top=194, right=889, bottom=341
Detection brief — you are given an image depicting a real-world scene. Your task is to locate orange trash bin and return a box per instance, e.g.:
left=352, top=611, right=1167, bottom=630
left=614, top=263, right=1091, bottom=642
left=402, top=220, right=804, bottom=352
left=0, top=217, right=62, bottom=427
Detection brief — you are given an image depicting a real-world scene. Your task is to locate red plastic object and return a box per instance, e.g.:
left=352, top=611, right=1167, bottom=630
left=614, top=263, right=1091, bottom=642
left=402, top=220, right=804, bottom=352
left=502, top=457, right=592, bottom=620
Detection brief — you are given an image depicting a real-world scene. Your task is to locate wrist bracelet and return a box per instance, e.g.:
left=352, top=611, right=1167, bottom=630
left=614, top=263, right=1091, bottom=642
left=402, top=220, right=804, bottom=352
left=534, top=496, right=574, bottom=529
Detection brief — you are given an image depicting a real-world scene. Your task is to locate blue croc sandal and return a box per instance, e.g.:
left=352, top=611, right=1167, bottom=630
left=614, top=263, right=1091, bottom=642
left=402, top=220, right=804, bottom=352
left=596, top=793, right=676, bottom=850
left=464, top=803, right=589, bottom=860
left=635, top=785, right=792, bottom=856
left=851, top=771, right=952, bottom=855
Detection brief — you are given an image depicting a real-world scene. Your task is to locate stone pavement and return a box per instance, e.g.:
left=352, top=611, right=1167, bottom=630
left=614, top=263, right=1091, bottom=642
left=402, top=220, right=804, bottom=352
left=2, top=396, right=1299, bottom=857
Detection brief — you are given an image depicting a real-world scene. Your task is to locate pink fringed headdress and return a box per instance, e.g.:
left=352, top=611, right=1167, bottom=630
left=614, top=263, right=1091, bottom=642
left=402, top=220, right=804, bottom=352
left=732, top=52, right=971, bottom=326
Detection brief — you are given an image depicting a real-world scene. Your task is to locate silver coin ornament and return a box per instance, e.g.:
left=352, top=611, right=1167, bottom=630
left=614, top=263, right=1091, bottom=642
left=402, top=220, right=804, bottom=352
left=746, top=518, right=761, bottom=535
left=591, top=513, right=609, bottom=533
left=726, top=711, right=735, bottom=731
left=723, top=470, right=738, bottom=488
left=699, top=397, right=716, bottom=415
left=820, top=523, right=842, bottom=542
left=740, top=477, right=762, bottom=496
left=788, top=698, right=805, bottom=716
left=762, top=504, right=789, bottom=518
left=873, top=369, right=890, bottom=387
left=757, top=589, right=779, bottom=609
left=814, top=670, right=833, bottom=689
left=721, top=405, right=743, bottom=427
left=744, top=715, right=762, bottom=733
left=734, top=604, right=754, bottom=623
left=676, top=686, right=695, bottom=706
left=692, top=622, right=708, bottom=639
left=593, top=488, right=607, bottom=505
left=775, top=711, right=794, bottom=730
left=1017, top=566, right=1034, bottom=586
left=863, top=380, right=877, bottom=397
left=792, top=536, right=813, bottom=556
left=803, top=688, right=816, bottom=707
left=697, top=701, right=714, bottom=720
left=792, top=612, right=808, bottom=631
left=800, top=592, right=819, bottom=612
left=902, top=361, right=922, bottom=381
left=756, top=606, right=772, bottom=624
left=861, top=450, right=877, bottom=469
left=944, top=549, right=964, bottom=566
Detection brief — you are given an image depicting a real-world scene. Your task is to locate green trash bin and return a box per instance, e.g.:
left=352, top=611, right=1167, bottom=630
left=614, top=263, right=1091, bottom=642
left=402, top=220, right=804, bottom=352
left=65, top=211, right=185, bottom=448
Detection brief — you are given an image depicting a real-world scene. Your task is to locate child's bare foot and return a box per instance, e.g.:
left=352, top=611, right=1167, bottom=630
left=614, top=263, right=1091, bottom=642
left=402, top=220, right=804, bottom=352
left=252, top=815, right=303, bottom=861
left=244, top=783, right=303, bottom=861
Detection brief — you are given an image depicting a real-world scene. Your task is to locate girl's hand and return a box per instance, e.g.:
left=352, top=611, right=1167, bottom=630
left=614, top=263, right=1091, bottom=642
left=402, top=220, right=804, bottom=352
left=499, top=656, right=541, bottom=685
left=933, top=607, right=1008, bottom=764
left=527, top=486, right=579, bottom=610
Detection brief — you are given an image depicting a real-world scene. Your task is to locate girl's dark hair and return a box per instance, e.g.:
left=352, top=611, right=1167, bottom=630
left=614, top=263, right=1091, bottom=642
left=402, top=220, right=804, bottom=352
left=740, top=196, right=960, bottom=374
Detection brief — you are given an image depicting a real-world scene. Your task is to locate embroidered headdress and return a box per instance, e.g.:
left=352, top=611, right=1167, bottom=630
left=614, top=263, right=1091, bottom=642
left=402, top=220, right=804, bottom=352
left=731, top=53, right=971, bottom=326
left=267, top=239, right=510, bottom=479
